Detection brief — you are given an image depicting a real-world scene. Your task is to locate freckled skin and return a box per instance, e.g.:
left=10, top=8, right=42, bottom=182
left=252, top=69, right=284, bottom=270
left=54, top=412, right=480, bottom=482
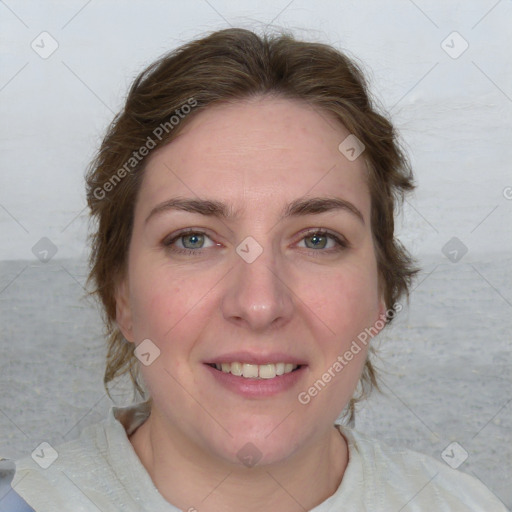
left=115, top=97, right=386, bottom=510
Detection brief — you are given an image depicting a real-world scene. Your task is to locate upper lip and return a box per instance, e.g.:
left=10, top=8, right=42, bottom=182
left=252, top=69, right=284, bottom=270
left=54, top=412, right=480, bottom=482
left=205, top=351, right=307, bottom=366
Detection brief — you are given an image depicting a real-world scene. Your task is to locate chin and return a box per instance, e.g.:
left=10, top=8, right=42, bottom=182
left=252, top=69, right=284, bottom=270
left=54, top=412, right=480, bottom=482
left=215, top=435, right=301, bottom=469
left=204, top=416, right=307, bottom=468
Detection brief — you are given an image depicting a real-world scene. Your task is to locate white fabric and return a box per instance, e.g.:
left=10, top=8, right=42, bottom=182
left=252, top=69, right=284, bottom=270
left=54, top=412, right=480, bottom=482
left=9, top=402, right=508, bottom=511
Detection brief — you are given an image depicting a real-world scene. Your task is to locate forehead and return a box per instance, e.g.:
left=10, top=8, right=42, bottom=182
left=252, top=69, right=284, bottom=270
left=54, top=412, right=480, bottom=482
left=138, top=97, right=370, bottom=217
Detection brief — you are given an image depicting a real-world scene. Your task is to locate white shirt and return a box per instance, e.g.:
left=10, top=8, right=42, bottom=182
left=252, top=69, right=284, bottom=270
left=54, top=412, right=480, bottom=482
left=5, top=402, right=508, bottom=511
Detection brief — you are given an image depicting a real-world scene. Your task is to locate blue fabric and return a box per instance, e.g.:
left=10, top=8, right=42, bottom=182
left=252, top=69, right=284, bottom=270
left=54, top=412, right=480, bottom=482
left=0, top=459, right=36, bottom=512
left=0, top=489, right=36, bottom=512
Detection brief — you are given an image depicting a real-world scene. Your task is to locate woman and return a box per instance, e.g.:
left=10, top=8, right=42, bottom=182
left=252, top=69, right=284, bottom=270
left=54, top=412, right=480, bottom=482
left=1, top=28, right=506, bottom=511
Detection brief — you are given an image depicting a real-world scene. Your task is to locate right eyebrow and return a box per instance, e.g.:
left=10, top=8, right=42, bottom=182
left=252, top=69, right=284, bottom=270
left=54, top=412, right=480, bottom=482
left=145, top=198, right=239, bottom=225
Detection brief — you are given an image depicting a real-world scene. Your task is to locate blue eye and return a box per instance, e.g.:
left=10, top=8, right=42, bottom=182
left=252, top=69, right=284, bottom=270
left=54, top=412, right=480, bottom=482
left=304, top=232, right=330, bottom=249
left=299, top=230, right=348, bottom=252
left=163, top=228, right=348, bottom=257
left=181, top=233, right=206, bottom=249
left=164, top=230, right=216, bottom=255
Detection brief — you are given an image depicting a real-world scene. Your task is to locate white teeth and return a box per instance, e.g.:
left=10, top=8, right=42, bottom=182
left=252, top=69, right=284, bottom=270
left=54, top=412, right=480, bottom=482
left=214, top=362, right=299, bottom=379
left=259, top=364, right=276, bottom=379
left=231, top=361, right=243, bottom=376
left=242, top=363, right=259, bottom=378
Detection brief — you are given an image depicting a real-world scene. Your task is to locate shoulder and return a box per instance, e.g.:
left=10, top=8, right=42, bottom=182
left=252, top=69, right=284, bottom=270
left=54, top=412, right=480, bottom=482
left=339, top=426, right=508, bottom=511
left=0, top=457, right=37, bottom=511
left=2, top=419, right=113, bottom=510
left=1, top=402, right=153, bottom=511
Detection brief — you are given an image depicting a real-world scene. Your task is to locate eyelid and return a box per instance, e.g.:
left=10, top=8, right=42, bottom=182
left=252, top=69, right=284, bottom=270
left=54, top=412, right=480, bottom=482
left=162, top=228, right=217, bottom=252
left=294, top=228, right=349, bottom=250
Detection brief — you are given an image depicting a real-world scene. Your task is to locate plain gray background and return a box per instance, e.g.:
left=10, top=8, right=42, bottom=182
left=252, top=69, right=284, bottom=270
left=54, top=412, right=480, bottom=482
left=1, top=0, right=511, bottom=508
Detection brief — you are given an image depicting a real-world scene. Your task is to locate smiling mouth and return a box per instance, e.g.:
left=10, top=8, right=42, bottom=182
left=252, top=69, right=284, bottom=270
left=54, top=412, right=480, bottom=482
left=207, top=362, right=303, bottom=379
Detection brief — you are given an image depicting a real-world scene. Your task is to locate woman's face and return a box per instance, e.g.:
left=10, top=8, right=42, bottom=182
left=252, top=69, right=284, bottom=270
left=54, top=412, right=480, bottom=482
left=116, top=97, right=385, bottom=466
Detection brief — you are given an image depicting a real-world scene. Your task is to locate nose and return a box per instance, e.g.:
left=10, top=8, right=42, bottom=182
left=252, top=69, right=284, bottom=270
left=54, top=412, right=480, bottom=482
left=221, top=244, right=294, bottom=333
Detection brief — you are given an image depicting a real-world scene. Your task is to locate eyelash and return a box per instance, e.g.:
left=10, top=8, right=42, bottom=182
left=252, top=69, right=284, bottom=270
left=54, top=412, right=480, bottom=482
left=163, top=228, right=349, bottom=257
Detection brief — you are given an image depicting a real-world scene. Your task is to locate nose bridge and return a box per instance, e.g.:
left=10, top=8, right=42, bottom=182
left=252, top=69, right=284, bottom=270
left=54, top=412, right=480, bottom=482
left=222, top=239, right=294, bottom=331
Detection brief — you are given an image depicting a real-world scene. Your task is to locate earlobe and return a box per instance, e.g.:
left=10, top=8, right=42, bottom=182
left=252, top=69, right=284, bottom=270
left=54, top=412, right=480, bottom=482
left=375, top=296, right=387, bottom=334
left=115, top=278, right=134, bottom=343
left=379, top=297, right=386, bottom=320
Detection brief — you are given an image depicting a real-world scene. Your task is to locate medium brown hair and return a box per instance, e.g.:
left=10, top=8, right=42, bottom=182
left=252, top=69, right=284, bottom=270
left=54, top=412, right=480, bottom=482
left=85, top=28, right=418, bottom=419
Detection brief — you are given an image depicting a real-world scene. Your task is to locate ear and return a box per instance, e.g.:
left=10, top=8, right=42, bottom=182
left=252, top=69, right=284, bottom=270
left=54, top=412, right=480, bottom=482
left=378, top=296, right=386, bottom=320
left=115, top=277, right=134, bottom=343
left=373, top=295, right=388, bottom=336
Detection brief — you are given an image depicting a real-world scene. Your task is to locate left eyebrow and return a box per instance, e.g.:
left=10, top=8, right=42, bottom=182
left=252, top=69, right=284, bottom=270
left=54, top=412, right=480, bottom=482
left=282, top=196, right=365, bottom=225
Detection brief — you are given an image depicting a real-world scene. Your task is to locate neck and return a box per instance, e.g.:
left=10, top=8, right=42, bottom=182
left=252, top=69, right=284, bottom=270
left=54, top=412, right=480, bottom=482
left=129, top=410, right=348, bottom=511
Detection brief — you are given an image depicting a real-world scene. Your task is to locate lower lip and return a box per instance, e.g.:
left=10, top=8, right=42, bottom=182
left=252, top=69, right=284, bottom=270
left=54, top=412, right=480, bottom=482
left=204, top=364, right=307, bottom=398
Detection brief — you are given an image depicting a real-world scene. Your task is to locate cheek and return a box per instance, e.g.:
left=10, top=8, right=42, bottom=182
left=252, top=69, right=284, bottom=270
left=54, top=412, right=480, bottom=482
left=129, top=268, right=214, bottom=343
left=301, top=261, right=381, bottom=339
